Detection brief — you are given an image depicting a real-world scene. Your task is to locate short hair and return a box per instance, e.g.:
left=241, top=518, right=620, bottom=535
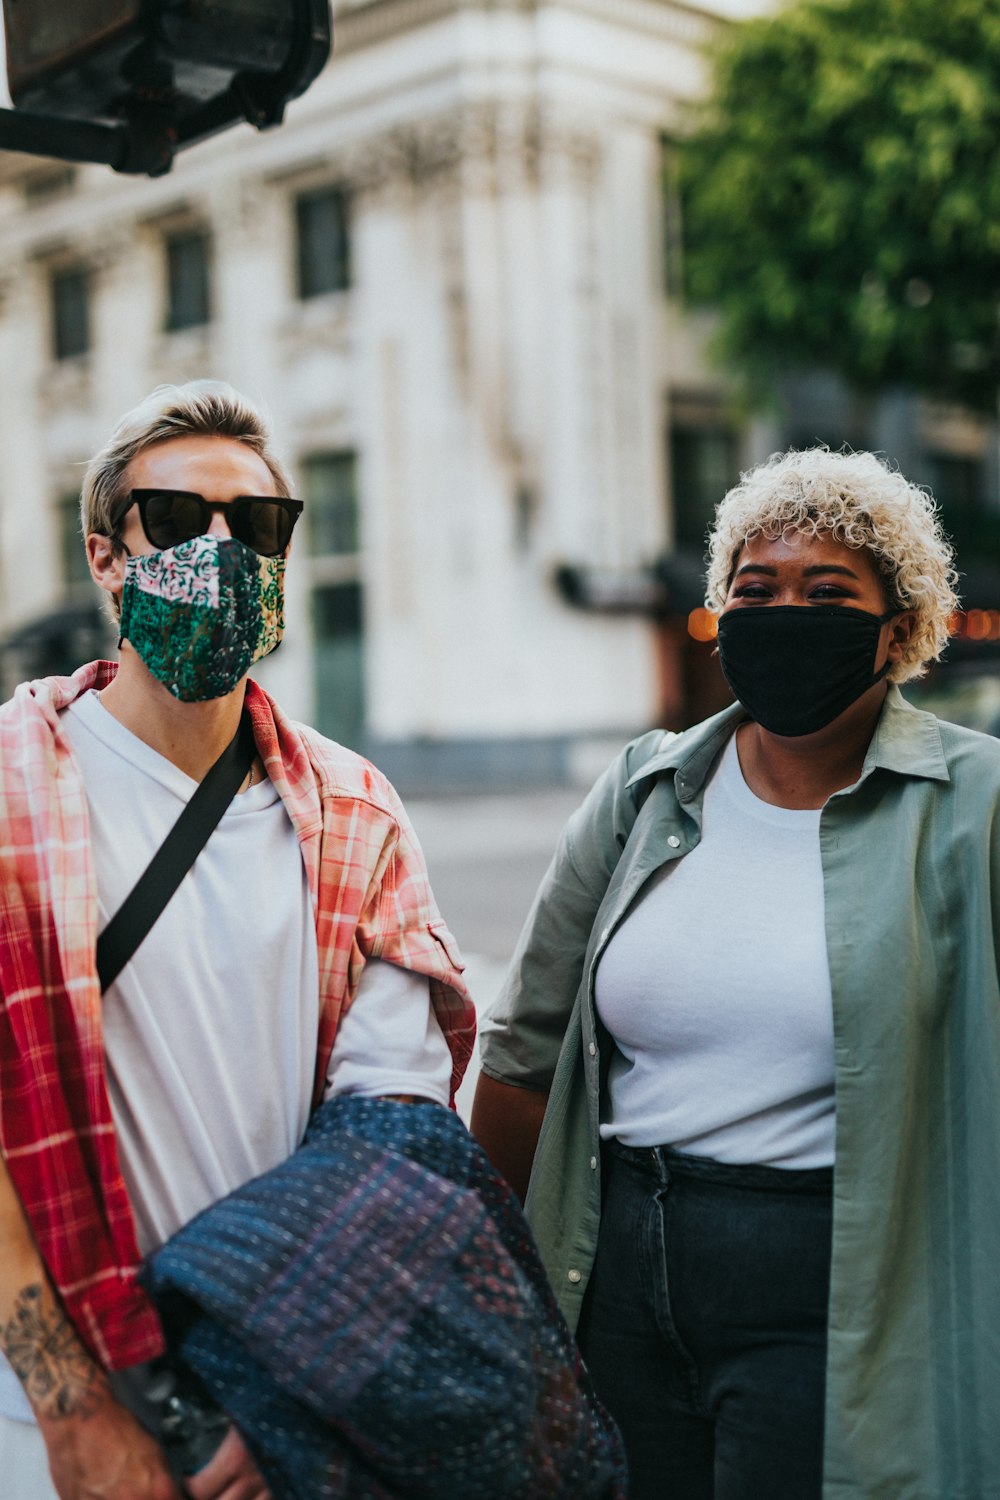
left=81, top=379, right=293, bottom=541
left=705, top=447, right=960, bottom=682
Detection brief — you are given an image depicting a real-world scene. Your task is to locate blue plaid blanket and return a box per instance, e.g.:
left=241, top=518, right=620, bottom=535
left=143, top=1097, right=626, bottom=1499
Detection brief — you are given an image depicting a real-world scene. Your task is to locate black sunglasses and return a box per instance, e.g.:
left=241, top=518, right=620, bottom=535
left=112, top=489, right=304, bottom=558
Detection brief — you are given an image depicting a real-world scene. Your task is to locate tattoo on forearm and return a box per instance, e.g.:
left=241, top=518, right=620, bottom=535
left=2, top=1284, right=102, bottom=1419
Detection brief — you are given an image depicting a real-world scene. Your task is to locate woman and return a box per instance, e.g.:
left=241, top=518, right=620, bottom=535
left=472, top=447, right=1000, bottom=1500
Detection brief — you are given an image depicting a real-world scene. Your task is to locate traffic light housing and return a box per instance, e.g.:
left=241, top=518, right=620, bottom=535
left=0, top=1, right=332, bottom=174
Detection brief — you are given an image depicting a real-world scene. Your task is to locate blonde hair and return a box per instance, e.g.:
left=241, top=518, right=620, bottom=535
left=705, top=448, right=959, bottom=682
left=81, top=379, right=293, bottom=541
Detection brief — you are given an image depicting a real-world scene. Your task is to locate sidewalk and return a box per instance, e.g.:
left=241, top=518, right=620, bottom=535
left=407, top=788, right=583, bottom=1121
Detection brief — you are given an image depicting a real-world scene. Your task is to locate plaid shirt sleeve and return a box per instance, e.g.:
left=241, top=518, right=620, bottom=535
left=248, top=685, right=476, bottom=1108
left=0, top=662, right=165, bottom=1368
left=352, top=775, right=476, bottom=1103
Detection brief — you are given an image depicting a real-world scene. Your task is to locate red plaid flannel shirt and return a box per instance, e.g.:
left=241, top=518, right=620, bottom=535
left=0, top=662, right=475, bottom=1370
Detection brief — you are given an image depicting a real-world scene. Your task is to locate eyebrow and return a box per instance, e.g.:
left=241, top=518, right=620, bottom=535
left=734, top=563, right=861, bottom=580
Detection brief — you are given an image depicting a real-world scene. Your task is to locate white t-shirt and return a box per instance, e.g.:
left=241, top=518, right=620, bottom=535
left=0, top=691, right=450, bottom=1421
left=595, top=731, right=836, bottom=1168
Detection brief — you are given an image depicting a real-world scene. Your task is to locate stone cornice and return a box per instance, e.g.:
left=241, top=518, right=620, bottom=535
left=0, top=97, right=602, bottom=270
left=0, top=153, right=41, bottom=188
left=334, top=0, right=457, bottom=54
left=567, top=0, right=717, bottom=44
left=331, top=98, right=602, bottom=197
left=334, top=0, right=719, bottom=54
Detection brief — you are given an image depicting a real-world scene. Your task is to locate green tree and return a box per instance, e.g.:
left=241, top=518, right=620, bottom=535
left=680, top=0, right=1000, bottom=411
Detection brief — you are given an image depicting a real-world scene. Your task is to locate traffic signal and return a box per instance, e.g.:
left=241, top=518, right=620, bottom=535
left=0, top=1, right=332, bottom=175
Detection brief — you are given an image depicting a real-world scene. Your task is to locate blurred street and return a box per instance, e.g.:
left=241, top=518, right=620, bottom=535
left=407, top=787, right=584, bottom=1120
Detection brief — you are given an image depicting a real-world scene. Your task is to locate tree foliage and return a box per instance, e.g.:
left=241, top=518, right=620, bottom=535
left=680, top=0, right=1000, bottom=410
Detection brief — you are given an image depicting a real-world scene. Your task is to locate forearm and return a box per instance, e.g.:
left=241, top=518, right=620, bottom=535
left=0, top=1150, right=105, bottom=1423
left=471, top=1073, right=549, bottom=1203
left=0, top=1150, right=179, bottom=1498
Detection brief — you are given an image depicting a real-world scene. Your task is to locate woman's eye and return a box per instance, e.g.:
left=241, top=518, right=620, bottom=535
left=732, top=584, right=772, bottom=600
left=809, top=585, right=851, bottom=600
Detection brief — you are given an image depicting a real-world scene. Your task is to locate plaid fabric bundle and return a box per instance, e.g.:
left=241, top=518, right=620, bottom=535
left=144, top=1097, right=627, bottom=1499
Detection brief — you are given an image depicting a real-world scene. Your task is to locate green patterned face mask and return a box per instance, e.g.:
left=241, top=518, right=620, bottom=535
left=118, top=535, right=285, bottom=702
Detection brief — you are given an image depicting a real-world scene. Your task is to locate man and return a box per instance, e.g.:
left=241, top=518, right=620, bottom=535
left=0, top=382, right=474, bottom=1499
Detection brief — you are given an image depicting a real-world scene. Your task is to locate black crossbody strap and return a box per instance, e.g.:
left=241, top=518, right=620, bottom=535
left=96, top=712, right=257, bottom=995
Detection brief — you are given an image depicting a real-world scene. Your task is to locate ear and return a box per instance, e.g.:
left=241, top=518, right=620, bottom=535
left=87, top=533, right=126, bottom=600
left=886, top=610, right=918, bottom=663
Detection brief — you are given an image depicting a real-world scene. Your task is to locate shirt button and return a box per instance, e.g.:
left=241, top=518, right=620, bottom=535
left=567, top=1268, right=582, bottom=1284
left=667, top=835, right=681, bottom=848
left=588, top=1042, right=597, bottom=1056
left=590, top=1156, right=598, bottom=1170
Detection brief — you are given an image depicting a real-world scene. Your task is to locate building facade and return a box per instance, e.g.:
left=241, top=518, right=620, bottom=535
left=0, top=0, right=996, bottom=784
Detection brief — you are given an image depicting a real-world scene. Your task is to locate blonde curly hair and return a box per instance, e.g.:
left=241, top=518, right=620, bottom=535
left=705, top=448, right=959, bottom=682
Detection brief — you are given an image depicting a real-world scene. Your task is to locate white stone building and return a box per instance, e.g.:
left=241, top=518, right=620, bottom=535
left=2, top=0, right=992, bottom=784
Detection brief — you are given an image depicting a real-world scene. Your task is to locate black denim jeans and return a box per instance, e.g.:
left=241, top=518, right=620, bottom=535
left=577, top=1141, right=834, bottom=1500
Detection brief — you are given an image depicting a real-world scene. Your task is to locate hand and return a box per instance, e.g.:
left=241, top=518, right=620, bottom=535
left=42, top=1393, right=181, bottom=1500
left=183, top=1426, right=271, bottom=1500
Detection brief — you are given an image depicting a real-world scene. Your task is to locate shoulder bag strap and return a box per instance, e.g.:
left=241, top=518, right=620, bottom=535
left=96, top=712, right=257, bottom=995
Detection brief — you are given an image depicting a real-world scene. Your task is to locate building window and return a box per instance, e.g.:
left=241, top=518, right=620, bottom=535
left=669, top=411, right=740, bottom=552
left=302, top=452, right=365, bottom=745
left=295, top=186, right=350, bottom=299
left=165, top=228, right=212, bottom=332
left=305, top=452, right=359, bottom=555
left=50, top=266, right=90, bottom=360
left=57, top=492, right=91, bottom=591
left=924, top=450, right=994, bottom=558
left=310, top=582, right=365, bottom=744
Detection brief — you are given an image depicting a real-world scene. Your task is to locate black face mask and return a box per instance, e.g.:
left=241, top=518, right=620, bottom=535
left=715, top=605, right=898, bottom=737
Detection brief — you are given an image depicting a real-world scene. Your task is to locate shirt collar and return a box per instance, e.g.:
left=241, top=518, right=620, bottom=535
left=862, top=684, right=950, bottom=783
left=625, top=701, right=745, bottom=797
left=625, top=685, right=951, bottom=797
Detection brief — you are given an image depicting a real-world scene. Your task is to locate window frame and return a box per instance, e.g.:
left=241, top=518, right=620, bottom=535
left=294, top=184, right=351, bottom=301
left=163, top=224, right=213, bottom=334
left=300, top=448, right=366, bottom=744
left=667, top=393, right=742, bottom=552
left=49, top=263, right=91, bottom=362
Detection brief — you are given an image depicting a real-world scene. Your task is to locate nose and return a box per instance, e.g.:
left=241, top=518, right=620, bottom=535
left=205, top=502, right=234, bottom=540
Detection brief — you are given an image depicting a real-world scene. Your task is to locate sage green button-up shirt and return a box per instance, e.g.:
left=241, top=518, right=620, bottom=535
left=480, top=686, right=1000, bottom=1499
